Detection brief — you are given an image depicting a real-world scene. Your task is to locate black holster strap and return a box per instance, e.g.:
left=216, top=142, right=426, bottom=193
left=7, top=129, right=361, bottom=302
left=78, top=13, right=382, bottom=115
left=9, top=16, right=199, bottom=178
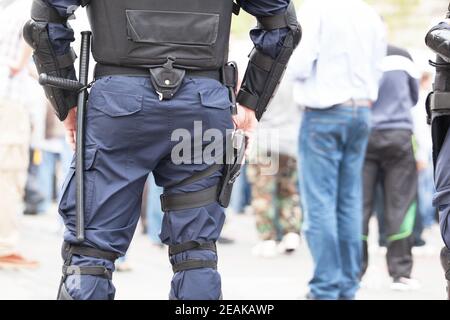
left=56, top=48, right=77, bottom=69
left=430, top=92, right=450, bottom=111
left=64, top=242, right=120, bottom=262
left=31, top=0, right=68, bottom=24
left=249, top=49, right=274, bottom=72
left=169, top=241, right=217, bottom=256
left=160, top=185, right=219, bottom=212
left=62, top=265, right=113, bottom=280
left=257, top=14, right=288, bottom=30
left=172, top=260, right=217, bottom=273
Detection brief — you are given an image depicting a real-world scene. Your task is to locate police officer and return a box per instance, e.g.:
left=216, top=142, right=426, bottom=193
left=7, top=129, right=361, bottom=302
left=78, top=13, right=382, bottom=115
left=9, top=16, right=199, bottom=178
left=23, top=0, right=301, bottom=300
left=425, top=3, right=450, bottom=299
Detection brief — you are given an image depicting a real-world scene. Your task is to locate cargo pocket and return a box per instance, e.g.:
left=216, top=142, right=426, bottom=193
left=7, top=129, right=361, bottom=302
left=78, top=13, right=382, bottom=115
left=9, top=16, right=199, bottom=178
left=124, top=10, right=220, bottom=67
left=58, top=145, right=98, bottom=226
left=199, top=86, right=234, bottom=138
left=199, top=86, right=232, bottom=110
left=87, top=89, right=144, bottom=147
left=90, top=90, right=143, bottom=118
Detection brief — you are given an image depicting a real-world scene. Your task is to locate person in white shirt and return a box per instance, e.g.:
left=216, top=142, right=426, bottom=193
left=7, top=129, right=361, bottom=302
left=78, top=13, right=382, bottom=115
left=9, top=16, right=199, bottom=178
left=289, top=0, right=386, bottom=300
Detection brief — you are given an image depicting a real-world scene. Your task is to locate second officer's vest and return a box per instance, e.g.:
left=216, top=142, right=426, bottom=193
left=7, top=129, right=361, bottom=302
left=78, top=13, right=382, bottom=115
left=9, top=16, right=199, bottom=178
left=85, top=0, right=234, bottom=70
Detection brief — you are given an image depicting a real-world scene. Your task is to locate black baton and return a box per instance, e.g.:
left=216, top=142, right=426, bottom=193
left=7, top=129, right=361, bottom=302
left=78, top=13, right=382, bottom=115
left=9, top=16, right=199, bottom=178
left=75, top=31, right=92, bottom=242
left=38, top=31, right=92, bottom=242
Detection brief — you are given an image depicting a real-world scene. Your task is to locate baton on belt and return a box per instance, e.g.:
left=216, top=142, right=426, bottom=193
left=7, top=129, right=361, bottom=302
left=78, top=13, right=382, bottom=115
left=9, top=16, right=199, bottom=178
left=39, top=31, right=92, bottom=242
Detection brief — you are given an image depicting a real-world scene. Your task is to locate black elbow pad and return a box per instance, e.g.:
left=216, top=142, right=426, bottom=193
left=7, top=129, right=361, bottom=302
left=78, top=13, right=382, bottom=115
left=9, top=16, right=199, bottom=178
left=426, top=24, right=450, bottom=63
left=237, top=1, right=301, bottom=121
left=23, top=0, right=78, bottom=121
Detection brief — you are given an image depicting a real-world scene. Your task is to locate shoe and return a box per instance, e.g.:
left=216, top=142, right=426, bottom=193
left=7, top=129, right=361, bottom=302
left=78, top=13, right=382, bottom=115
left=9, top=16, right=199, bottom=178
left=0, top=253, right=39, bottom=270
left=390, top=277, right=421, bottom=291
left=251, top=240, right=278, bottom=258
left=278, top=232, right=300, bottom=254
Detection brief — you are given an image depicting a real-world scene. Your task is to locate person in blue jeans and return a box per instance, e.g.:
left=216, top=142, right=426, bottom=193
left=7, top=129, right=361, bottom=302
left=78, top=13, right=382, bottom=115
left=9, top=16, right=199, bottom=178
left=290, top=0, right=386, bottom=299
left=146, top=174, right=164, bottom=246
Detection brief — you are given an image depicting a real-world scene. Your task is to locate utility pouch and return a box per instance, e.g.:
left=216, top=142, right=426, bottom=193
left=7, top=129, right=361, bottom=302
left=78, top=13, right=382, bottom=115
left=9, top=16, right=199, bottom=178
left=218, top=130, right=246, bottom=208
left=150, top=57, right=185, bottom=101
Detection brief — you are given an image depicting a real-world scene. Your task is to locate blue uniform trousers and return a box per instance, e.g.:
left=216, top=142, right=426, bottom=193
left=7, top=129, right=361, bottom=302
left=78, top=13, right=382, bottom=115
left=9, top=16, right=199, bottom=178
left=58, top=75, right=233, bottom=300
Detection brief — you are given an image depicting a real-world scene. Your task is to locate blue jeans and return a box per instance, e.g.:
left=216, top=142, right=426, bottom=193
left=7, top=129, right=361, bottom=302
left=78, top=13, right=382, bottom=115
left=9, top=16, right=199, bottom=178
left=298, top=105, right=371, bottom=300
left=146, top=174, right=164, bottom=244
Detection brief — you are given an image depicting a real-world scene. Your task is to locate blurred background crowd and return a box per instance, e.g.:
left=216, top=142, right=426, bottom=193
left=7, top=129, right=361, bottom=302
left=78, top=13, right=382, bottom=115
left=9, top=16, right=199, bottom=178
left=0, top=0, right=448, bottom=299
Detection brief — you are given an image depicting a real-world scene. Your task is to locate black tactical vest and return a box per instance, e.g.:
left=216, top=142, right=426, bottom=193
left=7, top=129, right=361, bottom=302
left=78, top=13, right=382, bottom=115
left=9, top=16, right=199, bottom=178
left=85, top=0, right=234, bottom=70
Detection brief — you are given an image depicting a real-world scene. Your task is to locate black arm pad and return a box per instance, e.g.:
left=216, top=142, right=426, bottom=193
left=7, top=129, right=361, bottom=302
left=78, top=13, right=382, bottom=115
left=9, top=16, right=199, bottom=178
left=23, top=19, right=78, bottom=121
left=237, top=1, right=301, bottom=121
left=426, top=23, right=450, bottom=63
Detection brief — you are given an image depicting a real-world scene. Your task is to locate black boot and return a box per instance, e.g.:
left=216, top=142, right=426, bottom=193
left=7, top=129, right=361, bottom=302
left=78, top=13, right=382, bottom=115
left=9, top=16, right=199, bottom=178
left=440, top=247, right=450, bottom=300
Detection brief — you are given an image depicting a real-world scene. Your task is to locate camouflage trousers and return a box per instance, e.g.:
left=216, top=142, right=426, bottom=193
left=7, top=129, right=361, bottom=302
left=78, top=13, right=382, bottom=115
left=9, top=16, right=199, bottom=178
left=247, top=153, right=301, bottom=241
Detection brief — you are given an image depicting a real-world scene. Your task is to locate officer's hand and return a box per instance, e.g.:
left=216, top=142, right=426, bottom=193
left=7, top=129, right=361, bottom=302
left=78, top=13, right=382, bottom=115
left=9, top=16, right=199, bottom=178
left=64, top=107, right=77, bottom=151
left=232, top=104, right=257, bottom=156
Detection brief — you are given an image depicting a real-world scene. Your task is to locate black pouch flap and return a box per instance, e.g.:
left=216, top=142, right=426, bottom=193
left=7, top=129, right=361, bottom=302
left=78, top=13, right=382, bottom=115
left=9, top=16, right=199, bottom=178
left=126, top=10, right=220, bottom=46
left=150, top=67, right=186, bottom=100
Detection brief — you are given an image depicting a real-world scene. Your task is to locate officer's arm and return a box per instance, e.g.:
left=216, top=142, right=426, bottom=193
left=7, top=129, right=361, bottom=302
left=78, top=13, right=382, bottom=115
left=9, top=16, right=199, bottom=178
left=22, top=0, right=82, bottom=121
left=237, top=0, right=301, bottom=121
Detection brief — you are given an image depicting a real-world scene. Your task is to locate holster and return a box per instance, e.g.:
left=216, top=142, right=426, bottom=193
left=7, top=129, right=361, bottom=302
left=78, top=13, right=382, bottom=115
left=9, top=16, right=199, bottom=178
left=217, top=130, right=246, bottom=208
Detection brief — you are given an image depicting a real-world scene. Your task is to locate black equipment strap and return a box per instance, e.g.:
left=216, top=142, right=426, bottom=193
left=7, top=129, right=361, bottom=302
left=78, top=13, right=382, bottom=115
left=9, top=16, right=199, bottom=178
left=236, top=90, right=259, bottom=111
left=169, top=241, right=217, bottom=256
left=160, top=185, right=219, bottom=212
left=64, top=242, right=120, bottom=262
left=430, top=92, right=450, bottom=111
left=257, top=14, right=289, bottom=30
left=31, top=0, right=68, bottom=24
left=62, top=265, right=113, bottom=280
left=172, top=260, right=217, bottom=273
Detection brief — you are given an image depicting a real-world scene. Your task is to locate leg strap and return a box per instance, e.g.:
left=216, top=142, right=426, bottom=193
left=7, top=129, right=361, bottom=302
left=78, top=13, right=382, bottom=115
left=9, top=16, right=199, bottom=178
left=172, top=260, right=217, bottom=273
left=63, top=242, right=120, bottom=262
left=169, top=240, right=217, bottom=255
left=160, top=165, right=222, bottom=212
left=161, top=185, right=219, bottom=212
left=169, top=240, right=218, bottom=273
left=61, top=242, right=120, bottom=280
left=62, top=265, right=113, bottom=280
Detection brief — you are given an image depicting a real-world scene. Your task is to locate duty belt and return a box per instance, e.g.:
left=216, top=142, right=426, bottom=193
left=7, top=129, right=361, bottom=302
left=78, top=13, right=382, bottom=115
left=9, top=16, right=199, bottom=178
left=94, top=63, right=222, bottom=82
left=94, top=61, right=238, bottom=112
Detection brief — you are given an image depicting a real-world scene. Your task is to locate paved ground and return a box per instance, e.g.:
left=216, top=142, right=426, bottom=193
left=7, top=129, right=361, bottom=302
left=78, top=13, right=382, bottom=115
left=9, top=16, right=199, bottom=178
left=0, top=208, right=447, bottom=300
